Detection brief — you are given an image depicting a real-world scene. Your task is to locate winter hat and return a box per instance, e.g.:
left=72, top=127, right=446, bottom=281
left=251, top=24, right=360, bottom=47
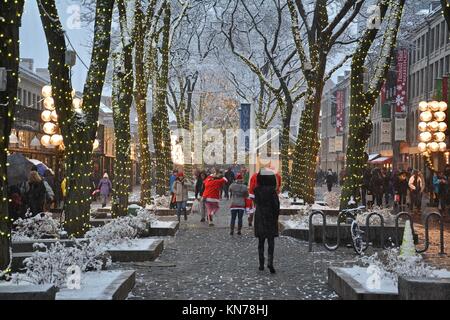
left=236, top=173, right=243, bottom=180
left=103, top=173, right=109, bottom=179
left=177, top=172, right=184, bottom=178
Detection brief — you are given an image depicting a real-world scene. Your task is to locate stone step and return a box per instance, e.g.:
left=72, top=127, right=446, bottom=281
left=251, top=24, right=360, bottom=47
left=0, top=284, right=57, bottom=300
left=148, top=221, right=179, bottom=236
left=56, top=270, right=136, bottom=300
left=398, top=276, right=450, bottom=300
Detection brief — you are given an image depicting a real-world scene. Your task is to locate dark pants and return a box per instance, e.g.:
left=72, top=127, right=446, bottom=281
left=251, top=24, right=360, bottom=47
left=374, top=192, right=383, bottom=207
left=230, top=209, right=244, bottom=231
left=258, top=237, right=275, bottom=267
left=176, top=201, right=187, bottom=220
left=326, top=183, right=332, bottom=192
left=223, top=184, right=230, bottom=199
left=410, top=191, right=422, bottom=211
left=361, top=187, right=367, bottom=206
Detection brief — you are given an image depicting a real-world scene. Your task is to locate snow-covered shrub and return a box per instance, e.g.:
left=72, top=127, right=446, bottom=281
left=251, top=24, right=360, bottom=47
left=11, top=240, right=110, bottom=288
left=150, top=195, right=171, bottom=208
left=323, top=191, right=340, bottom=208
left=85, top=208, right=156, bottom=245
left=359, top=248, right=450, bottom=285
left=12, top=212, right=64, bottom=241
left=356, top=208, right=395, bottom=226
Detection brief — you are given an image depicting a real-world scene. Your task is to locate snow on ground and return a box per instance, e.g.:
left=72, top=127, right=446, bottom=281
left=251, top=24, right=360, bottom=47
left=342, top=266, right=398, bottom=293
left=104, top=238, right=158, bottom=251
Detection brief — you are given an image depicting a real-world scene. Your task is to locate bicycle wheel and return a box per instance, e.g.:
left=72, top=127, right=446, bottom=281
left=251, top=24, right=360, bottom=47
left=351, top=221, right=364, bottom=255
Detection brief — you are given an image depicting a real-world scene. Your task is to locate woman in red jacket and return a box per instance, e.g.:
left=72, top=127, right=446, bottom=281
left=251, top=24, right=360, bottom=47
left=202, top=170, right=228, bottom=226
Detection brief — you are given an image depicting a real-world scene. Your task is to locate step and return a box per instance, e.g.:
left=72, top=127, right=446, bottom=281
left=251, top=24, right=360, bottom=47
left=148, top=221, right=179, bottom=236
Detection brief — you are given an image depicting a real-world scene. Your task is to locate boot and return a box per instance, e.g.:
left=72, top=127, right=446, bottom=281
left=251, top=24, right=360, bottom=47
left=237, top=225, right=242, bottom=235
left=183, top=208, right=187, bottom=221
left=230, top=225, right=234, bottom=236
left=258, top=247, right=264, bottom=271
left=177, top=214, right=181, bottom=223
left=268, top=254, right=275, bottom=274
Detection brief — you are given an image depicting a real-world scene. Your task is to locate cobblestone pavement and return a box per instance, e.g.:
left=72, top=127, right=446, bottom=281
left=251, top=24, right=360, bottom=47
left=114, top=198, right=358, bottom=300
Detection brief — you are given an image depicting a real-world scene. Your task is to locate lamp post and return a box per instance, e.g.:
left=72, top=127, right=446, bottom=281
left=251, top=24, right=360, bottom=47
left=418, top=100, right=448, bottom=171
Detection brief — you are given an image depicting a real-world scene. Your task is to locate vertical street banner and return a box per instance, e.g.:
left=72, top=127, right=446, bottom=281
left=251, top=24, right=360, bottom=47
left=240, top=103, right=251, bottom=152
left=335, top=90, right=344, bottom=134
left=328, top=137, right=335, bottom=153
left=381, top=121, right=391, bottom=144
left=395, top=118, right=407, bottom=141
left=335, top=135, right=343, bottom=152
left=395, top=48, right=408, bottom=114
left=380, top=82, right=386, bottom=105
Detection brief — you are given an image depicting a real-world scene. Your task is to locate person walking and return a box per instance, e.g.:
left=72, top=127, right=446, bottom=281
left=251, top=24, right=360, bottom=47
left=173, top=172, right=190, bottom=222
left=433, top=171, right=448, bottom=213
left=229, top=173, right=248, bottom=235
left=223, top=167, right=235, bottom=199
left=195, top=171, right=207, bottom=222
left=370, top=168, right=384, bottom=207
left=254, top=170, right=280, bottom=274
left=325, top=169, right=334, bottom=192
left=393, top=171, right=408, bottom=212
left=97, top=173, right=112, bottom=208
left=24, top=171, right=46, bottom=216
left=361, top=168, right=372, bottom=206
left=202, top=169, right=228, bottom=226
left=408, top=170, right=424, bottom=213
left=169, top=169, right=178, bottom=209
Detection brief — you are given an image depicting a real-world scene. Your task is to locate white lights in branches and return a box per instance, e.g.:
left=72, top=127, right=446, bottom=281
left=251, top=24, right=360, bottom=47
left=418, top=101, right=447, bottom=154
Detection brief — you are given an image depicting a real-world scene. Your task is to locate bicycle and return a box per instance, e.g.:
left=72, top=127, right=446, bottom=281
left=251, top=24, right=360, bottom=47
left=341, top=206, right=366, bottom=255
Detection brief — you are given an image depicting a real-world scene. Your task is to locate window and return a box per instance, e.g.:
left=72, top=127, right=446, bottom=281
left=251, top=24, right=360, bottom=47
left=421, top=35, right=426, bottom=59
left=435, top=26, right=440, bottom=51
left=441, top=22, right=446, bottom=48
left=27, top=92, right=31, bottom=107
left=431, top=27, right=435, bottom=53
left=446, top=55, right=450, bottom=74
left=17, top=88, right=22, bottom=105
left=440, top=58, right=444, bottom=78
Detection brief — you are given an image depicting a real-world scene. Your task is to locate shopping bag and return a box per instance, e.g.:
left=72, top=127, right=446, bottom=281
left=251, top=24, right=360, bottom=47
left=191, top=199, right=200, bottom=213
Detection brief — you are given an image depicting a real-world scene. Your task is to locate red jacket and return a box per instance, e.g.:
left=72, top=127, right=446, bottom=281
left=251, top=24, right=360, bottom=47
left=202, top=176, right=227, bottom=202
left=248, top=169, right=281, bottom=198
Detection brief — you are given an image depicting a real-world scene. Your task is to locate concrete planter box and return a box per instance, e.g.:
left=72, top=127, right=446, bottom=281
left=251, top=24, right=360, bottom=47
left=148, top=221, right=179, bottom=236
left=106, top=238, right=164, bottom=262
left=56, top=270, right=135, bottom=300
left=0, top=284, right=57, bottom=300
left=328, top=267, right=398, bottom=300
left=398, top=276, right=450, bottom=300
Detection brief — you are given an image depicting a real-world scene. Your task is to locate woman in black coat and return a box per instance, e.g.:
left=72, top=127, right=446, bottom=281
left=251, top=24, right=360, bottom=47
left=25, top=171, right=47, bottom=216
left=254, top=172, right=280, bottom=274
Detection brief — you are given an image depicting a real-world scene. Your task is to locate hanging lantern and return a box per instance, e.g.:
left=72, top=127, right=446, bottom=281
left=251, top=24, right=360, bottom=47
left=434, top=111, right=446, bottom=122
left=93, top=139, right=100, bottom=150
left=418, top=122, right=427, bottom=132
left=429, top=101, right=440, bottom=111
left=439, top=122, right=448, bottom=132
left=43, top=122, right=57, bottom=135
left=419, top=101, right=429, bottom=111
left=41, top=85, right=52, bottom=98
left=419, top=131, right=432, bottom=142
left=50, top=110, right=58, bottom=122
left=41, top=135, right=51, bottom=147
left=50, top=134, right=63, bottom=146
left=418, top=142, right=427, bottom=153
left=429, top=142, right=439, bottom=152
left=43, top=97, right=55, bottom=111
left=41, top=110, right=52, bottom=122
left=420, top=111, right=433, bottom=122
left=439, top=101, right=448, bottom=112
left=439, top=142, right=447, bottom=152
left=434, top=132, right=446, bottom=142
left=428, top=121, right=439, bottom=132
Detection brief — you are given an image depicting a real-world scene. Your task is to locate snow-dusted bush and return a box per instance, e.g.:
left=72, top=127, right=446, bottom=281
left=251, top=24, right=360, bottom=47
left=356, top=207, right=395, bottom=226
left=11, top=241, right=110, bottom=288
left=85, top=208, right=156, bottom=245
left=149, top=195, right=171, bottom=208
left=323, top=191, right=340, bottom=208
left=12, top=212, right=65, bottom=241
left=359, top=248, right=450, bottom=285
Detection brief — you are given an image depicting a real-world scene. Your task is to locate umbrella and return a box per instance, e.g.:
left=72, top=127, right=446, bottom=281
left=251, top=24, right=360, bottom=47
left=28, top=159, right=49, bottom=176
left=7, top=153, right=33, bottom=186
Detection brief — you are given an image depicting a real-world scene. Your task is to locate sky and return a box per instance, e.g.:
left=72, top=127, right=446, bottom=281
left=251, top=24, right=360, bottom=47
left=20, top=0, right=90, bottom=92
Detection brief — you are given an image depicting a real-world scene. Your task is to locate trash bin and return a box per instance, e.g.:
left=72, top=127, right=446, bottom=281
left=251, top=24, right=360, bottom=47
left=128, top=204, right=142, bottom=216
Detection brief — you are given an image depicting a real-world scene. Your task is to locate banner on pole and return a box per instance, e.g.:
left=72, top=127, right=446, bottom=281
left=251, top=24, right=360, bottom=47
left=395, top=49, right=408, bottom=114
left=395, top=118, right=407, bottom=141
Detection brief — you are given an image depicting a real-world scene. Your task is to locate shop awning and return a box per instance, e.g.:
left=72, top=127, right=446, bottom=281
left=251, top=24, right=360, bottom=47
left=368, top=153, right=381, bottom=161
left=369, top=156, right=392, bottom=164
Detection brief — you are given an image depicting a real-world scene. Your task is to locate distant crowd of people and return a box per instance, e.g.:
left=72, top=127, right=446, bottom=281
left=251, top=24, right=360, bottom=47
left=318, top=166, right=450, bottom=215
left=169, top=165, right=281, bottom=273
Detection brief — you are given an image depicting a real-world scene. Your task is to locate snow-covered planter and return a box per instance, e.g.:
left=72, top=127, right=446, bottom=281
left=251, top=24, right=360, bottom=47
left=356, top=207, right=395, bottom=226
left=149, top=195, right=171, bottom=209
left=85, top=208, right=156, bottom=245
left=10, top=241, right=111, bottom=288
left=12, top=212, right=66, bottom=242
left=359, top=248, right=450, bottom=286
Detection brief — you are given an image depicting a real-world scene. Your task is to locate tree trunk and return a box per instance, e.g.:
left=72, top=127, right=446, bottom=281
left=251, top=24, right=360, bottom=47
left=0, top=0, right=25, bottom=275
left=153, top=1, right=172, bottom=196
left=111, top=44, right=133, bottom=217
left=39, top=0, right=114, bottom=236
